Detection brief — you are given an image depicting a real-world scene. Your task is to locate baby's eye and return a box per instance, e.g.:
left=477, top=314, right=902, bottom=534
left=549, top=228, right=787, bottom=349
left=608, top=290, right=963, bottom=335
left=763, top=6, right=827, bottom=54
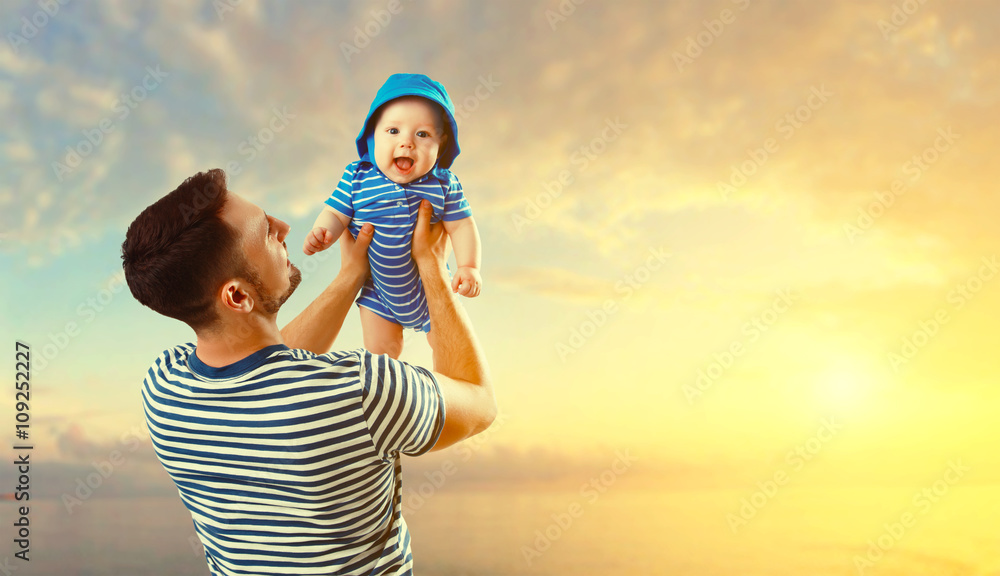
left=416, top=130, right=429, bottom=138
left=387, top=127, right=399, bottom=135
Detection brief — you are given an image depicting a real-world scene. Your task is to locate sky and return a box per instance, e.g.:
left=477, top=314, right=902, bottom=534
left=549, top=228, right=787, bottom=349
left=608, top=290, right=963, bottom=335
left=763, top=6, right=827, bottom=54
left=1, top=0, right=999, bottom=507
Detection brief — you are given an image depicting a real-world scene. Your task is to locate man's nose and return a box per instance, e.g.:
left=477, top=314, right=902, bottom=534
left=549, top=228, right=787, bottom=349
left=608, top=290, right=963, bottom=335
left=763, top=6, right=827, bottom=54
left=275, top=218, right=290, bottom=242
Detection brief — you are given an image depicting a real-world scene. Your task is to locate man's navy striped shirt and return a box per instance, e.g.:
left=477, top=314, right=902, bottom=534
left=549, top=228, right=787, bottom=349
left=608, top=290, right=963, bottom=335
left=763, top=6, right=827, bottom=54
left=141, top=343, right=445, bottom=575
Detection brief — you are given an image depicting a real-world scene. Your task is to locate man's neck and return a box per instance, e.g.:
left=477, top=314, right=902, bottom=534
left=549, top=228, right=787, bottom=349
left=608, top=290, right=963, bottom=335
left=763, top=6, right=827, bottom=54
left=194, top=316, right=283, bottom=368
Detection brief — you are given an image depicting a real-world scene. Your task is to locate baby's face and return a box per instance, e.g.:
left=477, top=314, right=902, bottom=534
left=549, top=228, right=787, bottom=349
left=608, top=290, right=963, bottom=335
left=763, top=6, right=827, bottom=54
left=372, top=97, right=447, bottom=185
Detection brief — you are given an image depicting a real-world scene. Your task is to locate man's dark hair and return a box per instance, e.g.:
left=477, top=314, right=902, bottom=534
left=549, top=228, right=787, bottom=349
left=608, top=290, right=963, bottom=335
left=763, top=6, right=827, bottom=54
left=121, top=169, right=242, bottom=332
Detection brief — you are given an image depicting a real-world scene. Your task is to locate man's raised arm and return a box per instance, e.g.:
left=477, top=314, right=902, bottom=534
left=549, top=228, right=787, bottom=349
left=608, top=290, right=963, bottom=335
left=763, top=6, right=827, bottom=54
left=281, top=224, right=373, bottom=353
left=411, top=200, right=496, bottom=451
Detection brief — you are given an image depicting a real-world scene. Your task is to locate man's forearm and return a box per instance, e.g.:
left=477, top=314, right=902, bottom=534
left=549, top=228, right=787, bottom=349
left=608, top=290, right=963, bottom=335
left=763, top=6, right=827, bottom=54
left=418, top=260, right=489, bottom=386
left=281, top=273, right=363, bottom=354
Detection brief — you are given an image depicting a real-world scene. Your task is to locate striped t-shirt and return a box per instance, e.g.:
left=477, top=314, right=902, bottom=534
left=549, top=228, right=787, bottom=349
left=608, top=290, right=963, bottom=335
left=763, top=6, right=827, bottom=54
left=141, top=343, right=445, bottom=575
left=325, top=161, right=473, bottom=333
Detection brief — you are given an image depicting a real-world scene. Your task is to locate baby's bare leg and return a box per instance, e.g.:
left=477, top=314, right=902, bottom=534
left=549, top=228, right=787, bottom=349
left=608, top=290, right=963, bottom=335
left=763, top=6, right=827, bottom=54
left=360, top=307, right=404, bottom=359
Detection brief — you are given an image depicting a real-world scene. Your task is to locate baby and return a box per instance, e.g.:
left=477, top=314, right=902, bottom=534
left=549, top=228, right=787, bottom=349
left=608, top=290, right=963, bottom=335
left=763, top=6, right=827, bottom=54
left=303, top=73, right=482, bottom=358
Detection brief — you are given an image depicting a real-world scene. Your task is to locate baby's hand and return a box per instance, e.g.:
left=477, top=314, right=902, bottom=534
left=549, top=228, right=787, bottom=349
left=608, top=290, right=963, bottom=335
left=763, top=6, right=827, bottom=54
left=303, top=227, right=336, bottom=255
left=452, top=266, right=482, bottom=298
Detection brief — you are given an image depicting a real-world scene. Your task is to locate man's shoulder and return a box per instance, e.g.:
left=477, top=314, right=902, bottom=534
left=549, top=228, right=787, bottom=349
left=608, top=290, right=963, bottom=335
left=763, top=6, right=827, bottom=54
left=148, top=342, right=195, bottom=368
left=282, top=346, right=365, bottom=367
left=145, top=345, right=369, bottom=384
left=142, top=343, right=195, bottom=390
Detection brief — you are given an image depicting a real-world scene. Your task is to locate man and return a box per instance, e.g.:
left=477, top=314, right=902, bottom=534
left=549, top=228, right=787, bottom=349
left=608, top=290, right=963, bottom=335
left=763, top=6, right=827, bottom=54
left=121, top=169, right=495, bottom=576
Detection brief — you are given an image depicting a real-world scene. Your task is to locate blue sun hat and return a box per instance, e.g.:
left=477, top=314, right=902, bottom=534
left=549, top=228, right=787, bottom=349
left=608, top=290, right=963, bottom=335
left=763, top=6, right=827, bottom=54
left=356, top=73, right=460, bottom=178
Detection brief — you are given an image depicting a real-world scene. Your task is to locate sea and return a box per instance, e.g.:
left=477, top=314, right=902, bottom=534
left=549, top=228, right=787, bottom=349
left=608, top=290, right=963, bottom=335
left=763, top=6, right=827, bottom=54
left=8, top=485, right=999, bottom=575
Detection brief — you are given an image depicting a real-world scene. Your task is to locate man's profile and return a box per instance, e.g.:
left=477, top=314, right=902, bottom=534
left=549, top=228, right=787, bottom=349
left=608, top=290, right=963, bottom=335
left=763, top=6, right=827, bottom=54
left=121, top=169, right=495, bottom=575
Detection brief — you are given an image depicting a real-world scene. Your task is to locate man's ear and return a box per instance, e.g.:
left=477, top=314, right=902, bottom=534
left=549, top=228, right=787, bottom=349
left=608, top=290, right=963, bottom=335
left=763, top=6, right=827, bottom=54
left=219, top=279, right=254, bottom=314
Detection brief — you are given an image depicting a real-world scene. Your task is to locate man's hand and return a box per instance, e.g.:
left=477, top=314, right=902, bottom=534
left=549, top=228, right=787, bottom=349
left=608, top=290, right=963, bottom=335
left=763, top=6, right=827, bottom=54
left=412, top=200, right=449, bottom=270
left=452, top=266, right=482, bottom=297
left=339, top=223, right=374, bottom=291
left=303, top=227, right=336, bottom=255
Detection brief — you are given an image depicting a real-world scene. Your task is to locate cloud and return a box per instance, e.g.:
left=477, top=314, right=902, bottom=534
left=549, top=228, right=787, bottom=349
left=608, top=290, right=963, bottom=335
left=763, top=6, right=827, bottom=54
left=0, top=420, right=168, bottom=500
left=491, top=266, right=619, bottom=305
left=3, top=0, right=998, bottom=280
left=401, top=442, right=731, bottom=492
left=54, top=422, right=155, bottom=464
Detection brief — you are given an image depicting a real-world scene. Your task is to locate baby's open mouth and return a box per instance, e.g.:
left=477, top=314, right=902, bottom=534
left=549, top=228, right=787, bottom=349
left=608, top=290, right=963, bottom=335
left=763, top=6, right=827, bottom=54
left=394, top=157, right=414, bottom=172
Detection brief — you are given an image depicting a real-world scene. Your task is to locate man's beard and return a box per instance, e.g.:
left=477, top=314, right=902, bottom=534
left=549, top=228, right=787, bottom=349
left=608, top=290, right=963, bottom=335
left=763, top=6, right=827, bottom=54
left=244, top=262, right=302, bottom=315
